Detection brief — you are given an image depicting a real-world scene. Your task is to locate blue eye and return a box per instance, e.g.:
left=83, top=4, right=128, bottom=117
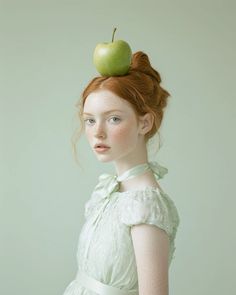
left=109, top=116, right=121, bottom=123
left=83, top=116, right=121, bottom=126
left=84, top=118, right=95, bottom=125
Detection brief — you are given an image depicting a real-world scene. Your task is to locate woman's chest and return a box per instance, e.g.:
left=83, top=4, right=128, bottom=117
left=77, top=196, right=134, bottom=264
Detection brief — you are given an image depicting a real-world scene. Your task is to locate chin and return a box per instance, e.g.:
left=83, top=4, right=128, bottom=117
left=95, top=155, right=114, bottom=163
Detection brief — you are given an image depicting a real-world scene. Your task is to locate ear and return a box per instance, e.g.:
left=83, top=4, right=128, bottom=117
left=138, top=113, right=154, bottom=135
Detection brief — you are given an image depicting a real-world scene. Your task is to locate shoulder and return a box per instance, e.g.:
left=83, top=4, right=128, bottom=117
left=117, top=187, right=180, bottom=238
left=123, top=189, right=180, bottom=294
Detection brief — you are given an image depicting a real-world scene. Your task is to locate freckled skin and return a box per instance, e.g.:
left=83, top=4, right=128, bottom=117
left=82, top=91, right=170, bottom=295
left=83, top=88, right=160, bottom=192
left=108, top=120, right=138, bottom=161
left=83, top=89, right=144, bottom=164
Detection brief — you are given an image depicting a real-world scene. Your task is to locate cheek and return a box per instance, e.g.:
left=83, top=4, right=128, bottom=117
left=110, top=125, right=136, bottom=142
left=84, top=128, right=93, bottom=141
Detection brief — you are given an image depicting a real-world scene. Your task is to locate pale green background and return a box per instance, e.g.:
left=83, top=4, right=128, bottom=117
left=1, top=0, right=235, bottom=294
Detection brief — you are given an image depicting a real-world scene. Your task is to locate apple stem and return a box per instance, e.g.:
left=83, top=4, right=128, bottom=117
left=112, top=27, right=117, bottom=42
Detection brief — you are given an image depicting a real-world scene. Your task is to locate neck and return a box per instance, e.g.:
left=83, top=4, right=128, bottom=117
left=115, top=160, right=148, bottom=177
left=114, top=136, right=149, bottom=176
left=114, top=153, right=148, bottom=177
left=114, top=158, right=159, bottom=193
left=118, top=169, right=157, bottom=193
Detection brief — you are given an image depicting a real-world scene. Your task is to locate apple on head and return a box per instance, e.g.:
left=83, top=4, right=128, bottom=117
left=93, top=28, right=132, bottom=77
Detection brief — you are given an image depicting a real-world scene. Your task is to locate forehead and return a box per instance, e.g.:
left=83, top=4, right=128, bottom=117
left=83, top=89, right=132, bottom=113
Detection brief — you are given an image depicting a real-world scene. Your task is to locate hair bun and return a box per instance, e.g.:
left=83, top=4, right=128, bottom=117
left=130, top=51, right=161, bottom=83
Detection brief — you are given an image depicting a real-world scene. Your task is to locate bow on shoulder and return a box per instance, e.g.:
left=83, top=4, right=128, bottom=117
left=148, top=161, right=168, bottom=179
left=93, top=173, right=120, bottom=200
left=84, top=173, right=120, bottom=219
left=95, top=161, right=168, bottom=199
left=84, top=161, right=168, bottom=219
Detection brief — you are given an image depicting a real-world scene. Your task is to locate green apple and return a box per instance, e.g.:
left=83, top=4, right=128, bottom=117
left=93, top=28, right=132, bottom=76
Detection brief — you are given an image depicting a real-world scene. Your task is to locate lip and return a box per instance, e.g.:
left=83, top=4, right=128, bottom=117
left=94, top=143, right=110, bottom=148
left=94, top=147, right=110, bottom=153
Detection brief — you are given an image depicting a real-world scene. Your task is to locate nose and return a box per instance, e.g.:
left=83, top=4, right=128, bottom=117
left=94, top=122, right=106, bottom=139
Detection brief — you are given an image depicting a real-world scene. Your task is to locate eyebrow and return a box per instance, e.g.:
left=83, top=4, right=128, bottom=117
left=82, top=110, right=123, bottom=115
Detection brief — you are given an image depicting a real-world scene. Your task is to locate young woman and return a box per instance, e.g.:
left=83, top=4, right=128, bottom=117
left=63, top=51, right=180, bottom=295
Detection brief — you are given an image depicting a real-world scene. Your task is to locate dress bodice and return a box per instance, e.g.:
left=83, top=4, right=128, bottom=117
left=62, top=161, right=180, bottom=295
left=84, top=161, right=168, bottom=220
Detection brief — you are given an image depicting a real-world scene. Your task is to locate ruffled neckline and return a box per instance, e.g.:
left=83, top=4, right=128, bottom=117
left=84, top=161, right=168, bottom=219
left=113, top=185, right=163, bottom=195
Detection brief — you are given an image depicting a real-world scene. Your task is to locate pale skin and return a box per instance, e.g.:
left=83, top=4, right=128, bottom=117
left=83, top=89, right=169, bottom=295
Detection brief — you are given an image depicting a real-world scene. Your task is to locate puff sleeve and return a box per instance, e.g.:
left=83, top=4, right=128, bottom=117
left=118, top=188, right=180, bottom=261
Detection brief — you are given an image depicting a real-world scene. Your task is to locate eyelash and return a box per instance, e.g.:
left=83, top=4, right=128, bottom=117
left=83, top=116, right=121, bottom=125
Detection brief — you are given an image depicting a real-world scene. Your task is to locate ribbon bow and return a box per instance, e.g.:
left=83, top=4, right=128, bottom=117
left=84, top=161, right=168, bottom=220
left=84, top=173, right=119, bottom=219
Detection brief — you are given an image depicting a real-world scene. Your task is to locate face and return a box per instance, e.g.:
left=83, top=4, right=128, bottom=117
left=82, top=89, right=146, bottom=163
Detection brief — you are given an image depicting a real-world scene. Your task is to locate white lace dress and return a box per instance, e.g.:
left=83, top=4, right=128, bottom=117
left=63, top=161, right=180, bottom=295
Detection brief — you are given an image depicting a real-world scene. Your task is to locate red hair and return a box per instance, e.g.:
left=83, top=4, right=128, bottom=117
left=71, top=51, right=170, bottom=164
